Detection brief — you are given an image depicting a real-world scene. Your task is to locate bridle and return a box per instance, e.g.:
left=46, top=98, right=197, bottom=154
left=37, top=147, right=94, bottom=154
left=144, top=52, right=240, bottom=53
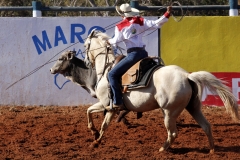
left=84, top=30, right=113, bottom=87
left=85, top=36, right=95, bottom=68
left=85, top=31, right=110, bottom=68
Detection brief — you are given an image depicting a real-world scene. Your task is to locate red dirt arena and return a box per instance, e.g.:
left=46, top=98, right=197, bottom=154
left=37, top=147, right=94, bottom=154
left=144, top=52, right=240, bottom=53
left=0, top=105, right=239, bottom=159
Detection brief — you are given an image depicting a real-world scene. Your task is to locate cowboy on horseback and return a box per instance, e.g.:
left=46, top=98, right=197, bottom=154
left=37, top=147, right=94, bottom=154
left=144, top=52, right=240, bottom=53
left=83, top=10, right=239, bottom=152
left=106, top=3, right=172, bottom=110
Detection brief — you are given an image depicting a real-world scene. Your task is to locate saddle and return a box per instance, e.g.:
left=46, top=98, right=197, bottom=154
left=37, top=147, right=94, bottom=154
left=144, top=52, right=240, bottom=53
left=114, top=55, right=164, bottom=93
left=108, top=55, right=164, bottom=118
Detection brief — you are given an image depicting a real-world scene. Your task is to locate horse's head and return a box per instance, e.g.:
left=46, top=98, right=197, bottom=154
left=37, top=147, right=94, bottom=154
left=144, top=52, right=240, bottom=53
left=50, top=50, right=76, bottom=74
left=84, top=30, right=114, bottom=67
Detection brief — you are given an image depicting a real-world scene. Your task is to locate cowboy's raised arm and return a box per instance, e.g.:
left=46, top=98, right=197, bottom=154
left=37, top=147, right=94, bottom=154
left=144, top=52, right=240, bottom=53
left=144, top=6, right=172, bottom=30
left=108, top=26, right=124, bottom=47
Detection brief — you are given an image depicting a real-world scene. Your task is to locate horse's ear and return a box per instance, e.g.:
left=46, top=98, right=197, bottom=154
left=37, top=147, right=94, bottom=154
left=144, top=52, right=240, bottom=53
left=67, top=51, right=75, bottom=60
left=89, top=28, right=97, bottom=38
left=72, top=50, right=76, bottom=56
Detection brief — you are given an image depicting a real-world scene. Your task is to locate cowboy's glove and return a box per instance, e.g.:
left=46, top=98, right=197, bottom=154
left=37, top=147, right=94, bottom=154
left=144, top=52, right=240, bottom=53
left=167, top=6, right=172, bottom=14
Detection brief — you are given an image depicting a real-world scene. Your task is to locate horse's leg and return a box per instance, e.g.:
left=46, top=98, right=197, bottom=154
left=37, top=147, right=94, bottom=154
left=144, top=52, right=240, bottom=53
left=160, top=108, right=165, bottom=118
left=159, top=111, right=178, bottom=152
left=115, top=110, right=130, bottom=123
left=186, top=98, right=215, bottom=154
left=87, top=102, right=105, bottom=142
left=91, top=110, right=116, bottom=148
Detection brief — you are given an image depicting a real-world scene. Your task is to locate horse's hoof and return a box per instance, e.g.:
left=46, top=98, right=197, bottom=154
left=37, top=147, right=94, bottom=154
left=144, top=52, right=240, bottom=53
left=209, top=149, right=214, bottom=154
left=115, top=117, right=121, bottom=123
left=93, top=132, right=100, bottom=140
left=89, top=140, right=99, bottom=148
left=159, top=147, right=165, bottom=152
left=122, top=118, right=131, bottom=126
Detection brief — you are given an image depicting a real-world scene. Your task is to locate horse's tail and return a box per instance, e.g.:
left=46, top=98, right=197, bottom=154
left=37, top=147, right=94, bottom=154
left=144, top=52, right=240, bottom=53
left=188, top=71, right=240, bottom=122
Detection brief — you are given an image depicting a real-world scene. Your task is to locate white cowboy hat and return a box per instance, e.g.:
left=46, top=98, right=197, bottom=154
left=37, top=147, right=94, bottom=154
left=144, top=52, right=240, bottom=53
left=116, top=3, right=139, bottom=17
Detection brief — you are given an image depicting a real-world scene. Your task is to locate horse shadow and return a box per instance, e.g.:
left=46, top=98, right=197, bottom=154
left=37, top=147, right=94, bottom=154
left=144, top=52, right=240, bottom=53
left=213, top=123, right=240, bottom=127
left=124, top=123, right=145, bottom=129
left=125, top=122, right=240, bottom=130
left=168, top=145, right=240, bottom=154
left=168, top=147, right=209, bottom=154
left=176, top=123, right=240, bottom=128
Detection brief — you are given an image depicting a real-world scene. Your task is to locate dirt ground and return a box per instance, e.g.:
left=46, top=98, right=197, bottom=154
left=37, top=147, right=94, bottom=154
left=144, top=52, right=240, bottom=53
left=0, top=105, right=239, bottom=160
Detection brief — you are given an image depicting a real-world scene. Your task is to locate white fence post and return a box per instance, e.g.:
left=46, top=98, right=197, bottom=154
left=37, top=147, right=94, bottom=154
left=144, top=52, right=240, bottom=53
left=32, top=1, right=42, bottom=17
left=229, top=0, right=238, bottom=16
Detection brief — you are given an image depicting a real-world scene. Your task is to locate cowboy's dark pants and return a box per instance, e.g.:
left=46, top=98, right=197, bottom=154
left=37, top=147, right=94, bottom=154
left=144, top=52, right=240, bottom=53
left=108, top=49, right=148, bottom=105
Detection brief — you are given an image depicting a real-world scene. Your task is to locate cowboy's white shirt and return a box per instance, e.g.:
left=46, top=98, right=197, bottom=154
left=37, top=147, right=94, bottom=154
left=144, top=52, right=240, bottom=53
left=108, top=12, right=170, bottom=50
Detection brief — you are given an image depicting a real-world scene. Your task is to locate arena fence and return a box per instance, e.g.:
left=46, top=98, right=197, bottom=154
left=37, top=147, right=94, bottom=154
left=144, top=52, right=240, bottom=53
left=0, top=0, right=239, bottom=17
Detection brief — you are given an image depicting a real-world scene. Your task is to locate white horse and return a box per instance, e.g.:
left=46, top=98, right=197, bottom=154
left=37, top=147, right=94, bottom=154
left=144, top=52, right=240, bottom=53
left=84, top=30, right=239, bottom=153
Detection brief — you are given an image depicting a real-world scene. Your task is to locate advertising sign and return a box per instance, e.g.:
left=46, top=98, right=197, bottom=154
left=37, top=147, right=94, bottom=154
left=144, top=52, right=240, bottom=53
left=161, top=17, right=240, bottom=106
left=0, top=17, right=159, bottom=106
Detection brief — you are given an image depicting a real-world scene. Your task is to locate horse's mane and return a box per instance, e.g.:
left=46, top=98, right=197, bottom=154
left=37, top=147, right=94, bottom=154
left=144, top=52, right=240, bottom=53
left=85, top=30, right=115, bottom=60
left=94, top=31, right=110, bottom=41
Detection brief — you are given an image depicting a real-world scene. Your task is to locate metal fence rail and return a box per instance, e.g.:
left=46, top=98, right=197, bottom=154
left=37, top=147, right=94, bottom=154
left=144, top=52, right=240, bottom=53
left=0, top=0, right=239, bottom=16
left=1, top=5, right=239, bottom=12
left=0, top=6, right=32, bottom=11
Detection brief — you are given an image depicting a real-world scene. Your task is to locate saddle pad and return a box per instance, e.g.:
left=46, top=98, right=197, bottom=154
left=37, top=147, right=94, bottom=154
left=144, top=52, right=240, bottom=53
left=122, top=57, right=158, bottom=86
left=126, top=65, right=162, bottom=89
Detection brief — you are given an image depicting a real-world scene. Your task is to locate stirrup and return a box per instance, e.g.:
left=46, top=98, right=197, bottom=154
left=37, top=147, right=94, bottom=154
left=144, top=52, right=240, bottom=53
left=105, top=104, right=125, bottom=111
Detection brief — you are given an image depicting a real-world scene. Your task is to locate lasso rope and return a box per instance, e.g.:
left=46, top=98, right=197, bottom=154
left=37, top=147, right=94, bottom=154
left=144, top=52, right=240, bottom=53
left=143, top=1, right=187, bottom=37
left=171, top=1, right=188, bottom=22
left=6, top=2, right=188, bottom=90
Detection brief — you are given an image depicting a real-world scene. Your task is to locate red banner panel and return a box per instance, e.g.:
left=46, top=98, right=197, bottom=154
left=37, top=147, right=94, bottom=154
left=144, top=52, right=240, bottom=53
left=201, top=72, right=240, bottom=106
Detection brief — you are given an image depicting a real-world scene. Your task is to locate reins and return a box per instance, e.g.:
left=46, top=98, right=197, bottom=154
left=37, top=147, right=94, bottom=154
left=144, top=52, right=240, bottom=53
left=85, top=32, right=113, bottom=89
left=95, top=46, right=112, bottom=90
